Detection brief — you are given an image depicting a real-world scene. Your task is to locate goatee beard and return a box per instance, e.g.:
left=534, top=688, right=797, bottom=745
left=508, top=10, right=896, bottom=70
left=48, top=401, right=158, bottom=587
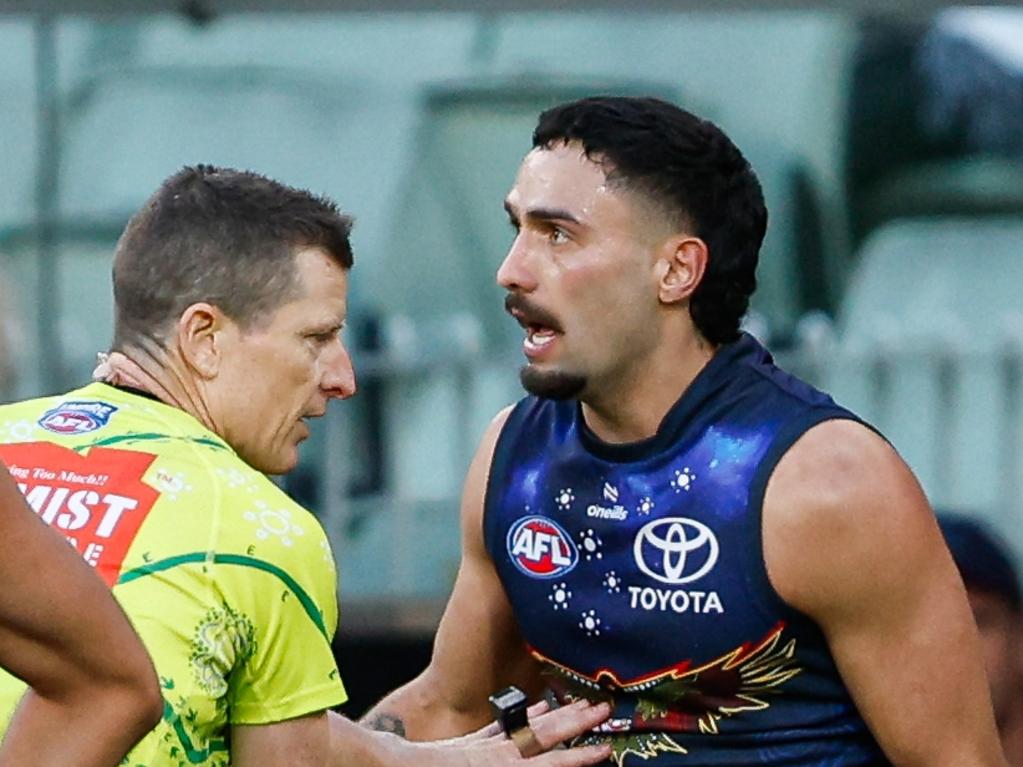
left=520, top=365, right=586, bottom=400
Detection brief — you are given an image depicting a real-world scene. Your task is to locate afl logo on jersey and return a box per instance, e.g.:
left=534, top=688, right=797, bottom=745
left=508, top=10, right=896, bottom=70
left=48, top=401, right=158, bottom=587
left=39, top=401, right=118, bottom=435
left=634, top=517, right=719, bottom=585
left=507, top=515, right=579, bottom=579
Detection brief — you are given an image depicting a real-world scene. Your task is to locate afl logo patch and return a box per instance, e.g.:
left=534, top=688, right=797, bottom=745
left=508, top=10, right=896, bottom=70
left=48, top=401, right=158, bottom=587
left=507, top=515, right=578, bottom=579
left=39, top=401, right=118, bottom=435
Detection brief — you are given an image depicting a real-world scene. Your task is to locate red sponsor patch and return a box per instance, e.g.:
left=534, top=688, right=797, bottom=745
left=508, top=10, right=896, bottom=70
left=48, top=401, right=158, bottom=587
left=0, top=443, right=160, bottom=586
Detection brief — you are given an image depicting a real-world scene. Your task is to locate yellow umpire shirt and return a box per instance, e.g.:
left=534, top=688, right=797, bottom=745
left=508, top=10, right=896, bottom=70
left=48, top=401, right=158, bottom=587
left=0, top=382, right=347, bottom=766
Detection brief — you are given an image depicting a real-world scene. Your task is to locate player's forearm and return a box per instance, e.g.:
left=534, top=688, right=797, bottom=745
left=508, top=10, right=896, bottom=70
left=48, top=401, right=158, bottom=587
left=0, top=682, right=162, bottom=767
left=329, top=710, right=409, bottom=766
left=361, top=673, right=489, bottom=741
left=360, top=678, right=443, bottom=740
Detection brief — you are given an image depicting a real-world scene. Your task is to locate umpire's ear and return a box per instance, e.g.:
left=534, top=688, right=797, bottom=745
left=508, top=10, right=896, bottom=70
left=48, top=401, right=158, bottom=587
left=176, top=302, right=228, bottom=379
left=657, top=235, right=708, bottom=305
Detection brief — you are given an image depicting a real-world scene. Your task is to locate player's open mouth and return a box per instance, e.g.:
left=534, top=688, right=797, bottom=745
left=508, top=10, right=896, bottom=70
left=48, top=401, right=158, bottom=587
left=524, top=324, right=559, bottom=356
left=505, top=294, right=563, bottom=360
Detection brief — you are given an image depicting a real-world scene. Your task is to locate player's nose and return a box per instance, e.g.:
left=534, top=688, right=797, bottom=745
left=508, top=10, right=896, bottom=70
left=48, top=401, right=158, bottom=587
left=497, top=234, right=537, bottom=292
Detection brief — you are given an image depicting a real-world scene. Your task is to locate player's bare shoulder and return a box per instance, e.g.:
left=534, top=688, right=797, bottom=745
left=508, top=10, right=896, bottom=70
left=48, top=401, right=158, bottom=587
left=761, top=418, right=933, bottom=616
left=481, top=406, right=515, bottom=465
left=463, top=407, right=516, bottom=509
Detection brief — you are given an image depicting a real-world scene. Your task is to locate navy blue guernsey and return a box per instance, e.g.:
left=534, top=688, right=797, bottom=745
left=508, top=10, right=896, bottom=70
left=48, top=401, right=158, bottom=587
left=484, top=334, right=890, bottom=766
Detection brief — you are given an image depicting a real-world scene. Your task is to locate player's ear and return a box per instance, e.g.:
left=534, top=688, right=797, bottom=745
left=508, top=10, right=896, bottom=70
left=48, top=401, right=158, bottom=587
left=657, top=236, right=708, bottom=305
left=176, top=303, right=229, bottom=379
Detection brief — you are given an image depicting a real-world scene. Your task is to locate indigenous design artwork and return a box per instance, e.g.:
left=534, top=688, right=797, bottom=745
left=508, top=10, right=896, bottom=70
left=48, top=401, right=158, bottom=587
left=535, top=624, right=801, bottom=765
left=190, top=604, right=257, bottom=698
left=158, top=676, right=229, bottom=767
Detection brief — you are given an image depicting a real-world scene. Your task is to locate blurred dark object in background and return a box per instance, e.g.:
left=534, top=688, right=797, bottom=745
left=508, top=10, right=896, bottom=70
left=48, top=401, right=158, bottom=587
left=846, top=13, right=1023, bottom=249
left=333, top=633, right=432, bottom=719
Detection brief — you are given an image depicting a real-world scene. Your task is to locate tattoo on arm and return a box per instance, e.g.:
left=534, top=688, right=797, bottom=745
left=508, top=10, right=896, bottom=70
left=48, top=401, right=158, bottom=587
left=363, top=713, right=406, bottom=738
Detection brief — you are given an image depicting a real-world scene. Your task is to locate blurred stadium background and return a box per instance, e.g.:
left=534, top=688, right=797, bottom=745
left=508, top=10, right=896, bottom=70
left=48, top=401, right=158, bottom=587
left=2, top=0, right=1022, bottom=714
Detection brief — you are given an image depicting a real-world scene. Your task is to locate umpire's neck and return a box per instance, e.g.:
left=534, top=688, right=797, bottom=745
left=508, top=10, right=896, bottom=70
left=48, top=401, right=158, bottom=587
left=94, top=336, right=218, bottom=438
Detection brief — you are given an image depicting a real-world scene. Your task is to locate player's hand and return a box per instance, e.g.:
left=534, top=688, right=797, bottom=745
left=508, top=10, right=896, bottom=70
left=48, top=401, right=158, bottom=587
left=414, top=699, right=612, bottom=766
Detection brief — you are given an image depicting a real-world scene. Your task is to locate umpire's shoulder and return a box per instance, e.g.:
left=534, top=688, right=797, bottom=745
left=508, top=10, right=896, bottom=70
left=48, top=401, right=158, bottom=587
left=207, top=457, right=332, bottom=565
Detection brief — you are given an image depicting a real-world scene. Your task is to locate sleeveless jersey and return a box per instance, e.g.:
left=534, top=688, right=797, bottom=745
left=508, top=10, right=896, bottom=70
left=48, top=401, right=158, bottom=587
left=0, top=382, right=346, bottom=767
left=484, top=334, right=890, bottom=766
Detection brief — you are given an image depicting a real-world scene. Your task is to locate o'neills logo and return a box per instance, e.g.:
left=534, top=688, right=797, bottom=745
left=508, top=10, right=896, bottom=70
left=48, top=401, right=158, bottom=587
left=586, top=481, right=629, bottom=521
left=507, top=515, right=578, bottom=579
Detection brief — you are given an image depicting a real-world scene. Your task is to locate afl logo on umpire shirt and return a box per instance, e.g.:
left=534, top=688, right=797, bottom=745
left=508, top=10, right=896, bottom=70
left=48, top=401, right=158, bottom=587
left=507, top=515, right=579, bottom=579
left=39, top=401, right=118, bottom=435
left=634, top=517, right=719, bottom=585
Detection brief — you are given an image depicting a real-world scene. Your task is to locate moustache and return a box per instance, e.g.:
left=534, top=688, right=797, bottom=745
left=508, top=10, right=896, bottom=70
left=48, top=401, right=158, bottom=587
left=504, top=294, right=563, bottom=333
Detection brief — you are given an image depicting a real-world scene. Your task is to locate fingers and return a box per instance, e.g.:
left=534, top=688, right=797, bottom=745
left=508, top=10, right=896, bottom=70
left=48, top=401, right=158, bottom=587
left=532, top=742, right=613, bottom=766
left=526, top=699, right=551, bottom=718
left=440, top=698, right=613, bottom=766
left=470, top=720, right=503, bottom=740
left=466, top=699, right=550, bottom=742
left=526, top=699, right=612, bottom=751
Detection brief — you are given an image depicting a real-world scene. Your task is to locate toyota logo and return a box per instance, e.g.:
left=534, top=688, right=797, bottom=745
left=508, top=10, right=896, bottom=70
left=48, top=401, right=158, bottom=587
left=633, top=517, right=719, bottom=585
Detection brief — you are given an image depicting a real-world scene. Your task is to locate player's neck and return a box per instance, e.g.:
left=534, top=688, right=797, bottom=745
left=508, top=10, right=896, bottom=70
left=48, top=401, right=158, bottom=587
left=580, top=331, right=716, bottom=444
left=95, top=342, right=218, bottom=436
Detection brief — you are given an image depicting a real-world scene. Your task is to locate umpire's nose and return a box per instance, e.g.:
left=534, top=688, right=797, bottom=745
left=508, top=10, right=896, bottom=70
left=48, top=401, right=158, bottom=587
left=323, top=339, right=357, bottom=400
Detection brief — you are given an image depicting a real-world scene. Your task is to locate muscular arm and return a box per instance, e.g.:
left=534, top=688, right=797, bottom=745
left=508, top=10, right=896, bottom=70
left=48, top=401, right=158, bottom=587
left=0, top=465, right=163, bottom=766
left=363, top=409, right=545, bottom=740
left=764, top=419, right=1006, bottom=767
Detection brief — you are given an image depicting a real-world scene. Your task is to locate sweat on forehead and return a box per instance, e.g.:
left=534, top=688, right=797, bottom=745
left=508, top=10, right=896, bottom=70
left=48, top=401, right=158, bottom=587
left=513, top=142, right=663, bottom=211
left=536, top=141, right=694, bottom=232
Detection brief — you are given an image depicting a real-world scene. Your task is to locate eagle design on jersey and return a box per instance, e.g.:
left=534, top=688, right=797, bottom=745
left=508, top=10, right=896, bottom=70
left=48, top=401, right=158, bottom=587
left=534, top=623, right=800, bottom=764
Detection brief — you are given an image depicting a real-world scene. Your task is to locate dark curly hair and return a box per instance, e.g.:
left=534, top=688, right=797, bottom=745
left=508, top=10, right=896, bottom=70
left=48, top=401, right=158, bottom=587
left=533, top=96, right=767, bottom=345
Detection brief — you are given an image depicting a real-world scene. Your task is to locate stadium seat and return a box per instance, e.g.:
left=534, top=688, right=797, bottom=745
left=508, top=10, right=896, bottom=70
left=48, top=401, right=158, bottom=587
left=58, top=64, right=357, bottom=218
left=857, top=156, right=1023, bottom=238
left=826, top=217, right=1023, bottom=555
